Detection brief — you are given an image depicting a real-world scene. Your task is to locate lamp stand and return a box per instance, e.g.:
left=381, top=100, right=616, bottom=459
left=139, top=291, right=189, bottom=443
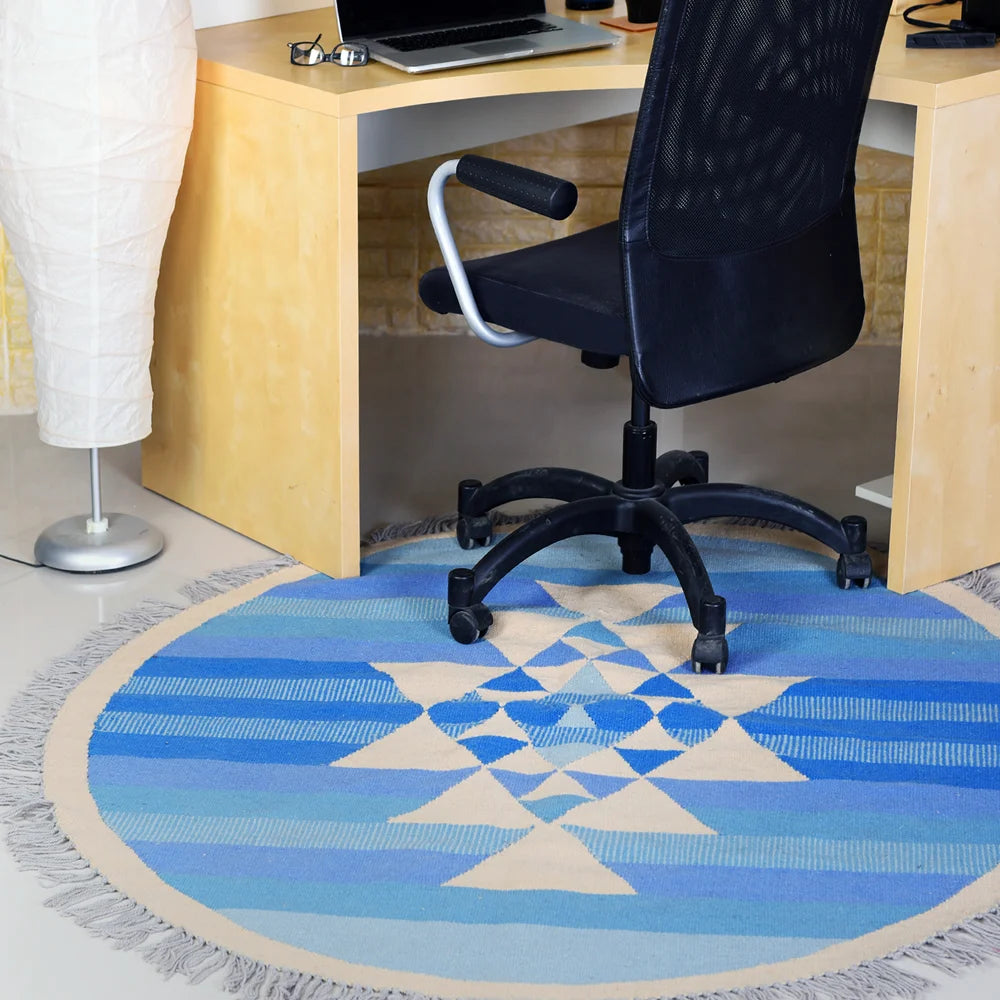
left=34, top=448, right=164, bottom=572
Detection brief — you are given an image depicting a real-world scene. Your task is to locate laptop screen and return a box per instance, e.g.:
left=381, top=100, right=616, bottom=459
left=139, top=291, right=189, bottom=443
left=337, top=0, right=545, bottom=41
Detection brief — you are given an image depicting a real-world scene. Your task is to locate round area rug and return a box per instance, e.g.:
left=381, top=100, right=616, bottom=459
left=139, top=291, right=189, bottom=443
left=8, top=525, right=1000, bottom=1000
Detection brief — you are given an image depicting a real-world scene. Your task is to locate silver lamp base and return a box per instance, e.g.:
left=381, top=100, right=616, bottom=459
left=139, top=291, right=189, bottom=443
left=35, top=513, right=165, bottom=573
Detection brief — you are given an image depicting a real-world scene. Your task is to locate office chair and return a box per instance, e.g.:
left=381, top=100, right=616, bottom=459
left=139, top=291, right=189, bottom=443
left=418, top=0, right=890, bottom=673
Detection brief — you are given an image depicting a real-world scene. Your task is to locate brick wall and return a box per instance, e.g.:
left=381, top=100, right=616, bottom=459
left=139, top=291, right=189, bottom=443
left=0, top=116, right=913, bottom=413
left=855, top=146, right=914, bottom=340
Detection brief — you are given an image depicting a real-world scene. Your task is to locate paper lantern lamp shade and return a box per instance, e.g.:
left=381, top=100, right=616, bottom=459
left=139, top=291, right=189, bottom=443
left=0, top=1, right=196, bottom=448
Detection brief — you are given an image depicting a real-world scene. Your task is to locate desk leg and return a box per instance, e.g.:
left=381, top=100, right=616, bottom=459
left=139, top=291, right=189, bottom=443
left=144, top=81, right=361, bottom=578
left=888, top=94, right=1000, bottom=593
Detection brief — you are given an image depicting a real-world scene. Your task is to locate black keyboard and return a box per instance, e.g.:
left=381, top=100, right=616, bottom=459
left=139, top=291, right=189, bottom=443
left=379, top=18, right=561, bottom=53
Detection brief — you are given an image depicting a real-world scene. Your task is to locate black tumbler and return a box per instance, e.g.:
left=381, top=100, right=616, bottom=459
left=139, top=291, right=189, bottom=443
left=625, top=0, right=662, bottom=22
left=566, top=0, right=614, bottom=9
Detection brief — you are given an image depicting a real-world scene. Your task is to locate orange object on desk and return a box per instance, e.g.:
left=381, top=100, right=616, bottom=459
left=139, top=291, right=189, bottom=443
left=599, top=15, right=657, bottom=31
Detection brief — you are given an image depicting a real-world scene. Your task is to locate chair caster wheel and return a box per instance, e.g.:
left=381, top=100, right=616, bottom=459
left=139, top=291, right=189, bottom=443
left=691, top=633, right=728, bottom=674
left=836, top=551, right=873, bottom=590
left=456, top=515, right=493, bottom=550
left=448, top=603, right=493, bottom=643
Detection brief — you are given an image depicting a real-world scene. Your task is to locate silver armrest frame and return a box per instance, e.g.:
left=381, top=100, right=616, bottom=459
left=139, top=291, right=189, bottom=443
left=426, top=159, right=536, bottom=348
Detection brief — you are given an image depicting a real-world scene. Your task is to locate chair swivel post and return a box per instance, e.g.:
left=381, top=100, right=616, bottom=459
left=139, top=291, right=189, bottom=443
left=617, top=391, right=660, bottom=573
left=620, top=419, right=658, bottom=492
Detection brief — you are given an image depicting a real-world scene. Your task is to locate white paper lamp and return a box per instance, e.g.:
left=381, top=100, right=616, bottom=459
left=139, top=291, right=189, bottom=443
left=0, top=0, right=197, bottom=570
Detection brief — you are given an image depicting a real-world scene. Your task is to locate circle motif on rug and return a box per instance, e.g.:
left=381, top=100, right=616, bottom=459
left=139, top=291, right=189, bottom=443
left=53, top=529, right=1000, bottom=999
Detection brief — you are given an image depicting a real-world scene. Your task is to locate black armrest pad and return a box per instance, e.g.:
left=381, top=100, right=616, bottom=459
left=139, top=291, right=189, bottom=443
left=455, top=154, right=578, bottom=221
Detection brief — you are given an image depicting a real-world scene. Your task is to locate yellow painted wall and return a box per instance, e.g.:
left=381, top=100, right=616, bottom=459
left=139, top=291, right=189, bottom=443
left=0, top=117, right=913, bottom=413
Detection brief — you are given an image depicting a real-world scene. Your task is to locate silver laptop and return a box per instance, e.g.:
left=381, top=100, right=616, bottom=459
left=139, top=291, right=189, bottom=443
left=333, top=0, right=620, bottom=74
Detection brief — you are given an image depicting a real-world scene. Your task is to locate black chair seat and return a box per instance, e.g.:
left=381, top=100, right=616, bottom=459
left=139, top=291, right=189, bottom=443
left=418, top=221, right=628, bottom=356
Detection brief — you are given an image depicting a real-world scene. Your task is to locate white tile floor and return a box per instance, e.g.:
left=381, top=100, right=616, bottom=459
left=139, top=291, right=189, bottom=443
left=1, top=413, right=997, bottom=999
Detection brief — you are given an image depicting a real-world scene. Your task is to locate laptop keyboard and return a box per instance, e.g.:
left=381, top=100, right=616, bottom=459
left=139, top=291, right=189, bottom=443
left=379, top=18, right=561, bottom=52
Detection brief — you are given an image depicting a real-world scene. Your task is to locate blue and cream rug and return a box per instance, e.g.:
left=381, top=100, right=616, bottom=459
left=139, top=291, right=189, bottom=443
left=6, top=524, right=1000, bottom=1000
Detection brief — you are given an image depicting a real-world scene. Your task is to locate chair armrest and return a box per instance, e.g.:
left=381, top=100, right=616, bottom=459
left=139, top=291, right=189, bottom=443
left=455, top=154, right=578, bottom=220
left=426, top=159, right=537, bottom=348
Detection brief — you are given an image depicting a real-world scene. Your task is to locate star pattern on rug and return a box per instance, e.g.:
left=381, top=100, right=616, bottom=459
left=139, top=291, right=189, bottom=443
left=330, top=579, right=810, bottom=893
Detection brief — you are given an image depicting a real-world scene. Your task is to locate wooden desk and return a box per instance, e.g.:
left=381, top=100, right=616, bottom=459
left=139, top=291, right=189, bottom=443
left=145, top=4, right=1000, bottom=592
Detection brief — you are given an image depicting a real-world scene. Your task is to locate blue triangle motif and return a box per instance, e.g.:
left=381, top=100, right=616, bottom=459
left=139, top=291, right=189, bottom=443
left=520, top=795, right=591, bottom=823
left=534, top=741, right=602, bottom=768
left=618, top=595, right=690, bottom=627
left=616, top=748, right=683, bottom=775
left=560, top=662, right=615, bottom=696
left=505, top=699, right=567, bottom=727
left=524, top=641, right=583, bottom=667
left=597, top=648, right=660, bottom=672
left=657, top=702, right=726, bottom=746
left=489, top=768, right=554, bottom=798
left=585, top=697, right=653, bottom=733
left=565, top=621, right=625, bottom=645
left=631, top=673, right=691, bottom=698
left=428, top=698, right=499, bottom=730
left=455, top=690, right=488, bottom=702
left=565, top=771, right=635, bottom=799
left=488, top=577, right=566, bottom=609
left=458, top=735, right=527, bottom=764
left=480, top=668, right=546, bottom=692
left=556, top=704, right=598, bottom=729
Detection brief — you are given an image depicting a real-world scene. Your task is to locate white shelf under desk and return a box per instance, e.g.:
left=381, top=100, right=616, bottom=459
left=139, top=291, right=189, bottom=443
left=856, top=475, right=894, bottom=510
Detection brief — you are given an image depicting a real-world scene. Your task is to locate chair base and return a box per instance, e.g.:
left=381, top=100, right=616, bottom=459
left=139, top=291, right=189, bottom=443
left=447, top=450, right=871, bottom=673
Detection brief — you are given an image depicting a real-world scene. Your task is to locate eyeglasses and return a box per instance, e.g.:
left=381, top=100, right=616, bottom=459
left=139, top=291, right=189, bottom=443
left=288, top=33, right=369, bottom=67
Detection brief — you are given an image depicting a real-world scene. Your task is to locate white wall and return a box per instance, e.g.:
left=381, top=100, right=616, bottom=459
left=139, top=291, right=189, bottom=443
left=191, top=0, right=318, bottom=30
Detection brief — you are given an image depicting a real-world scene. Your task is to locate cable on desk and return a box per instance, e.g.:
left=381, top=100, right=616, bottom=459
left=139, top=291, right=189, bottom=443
left=903, top=0, right=960, bottom=28
left=0, top=551, right=43, bottom=568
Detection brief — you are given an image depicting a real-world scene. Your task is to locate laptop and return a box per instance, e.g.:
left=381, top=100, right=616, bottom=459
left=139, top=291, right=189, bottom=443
left=333, top=0, right=621, bottom=74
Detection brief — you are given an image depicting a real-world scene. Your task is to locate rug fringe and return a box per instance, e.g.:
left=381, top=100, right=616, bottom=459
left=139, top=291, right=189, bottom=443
left=680, top=958, right=932, bottom=1000
left=2, top=544, right=999, bottom=1000
left=892, top=908, right=1000, bottom=973
left=362, top=512, right=803, bottom=547
left=957, top=564, right=1000, bottom=608
left=363, top=509, right=534, bottom=545
left=179, top=556, right=297, bottom=604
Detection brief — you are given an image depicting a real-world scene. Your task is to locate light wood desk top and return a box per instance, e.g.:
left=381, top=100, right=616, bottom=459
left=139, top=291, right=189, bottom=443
left=194, top=2, right=1000, bottom=118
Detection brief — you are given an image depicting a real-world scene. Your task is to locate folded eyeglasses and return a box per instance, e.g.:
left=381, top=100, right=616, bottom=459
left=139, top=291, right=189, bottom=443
left=288, top=33, right=369, bottom=67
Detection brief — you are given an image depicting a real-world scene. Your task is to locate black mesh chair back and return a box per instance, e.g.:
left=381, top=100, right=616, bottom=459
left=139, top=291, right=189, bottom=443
left=418, top=0, right=889, bottom=669
left=621, top=0, right=890, bottom=408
